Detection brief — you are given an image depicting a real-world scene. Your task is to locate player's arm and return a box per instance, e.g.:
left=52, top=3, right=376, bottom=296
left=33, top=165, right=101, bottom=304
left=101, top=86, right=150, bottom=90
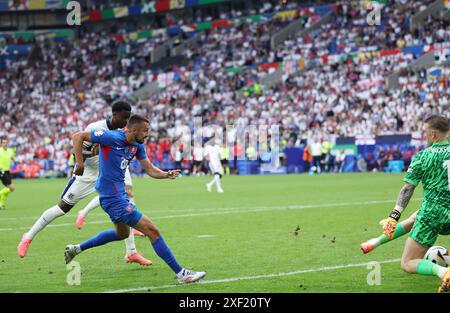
left=136, top=143, right=180, bottom=179
left=382, top=183, right=416, bottom=239
left=139, top=158, right=180, bottom=179
left=72, top=131, right=92, bottom=176
left=382, top=152, right=422, bottom=239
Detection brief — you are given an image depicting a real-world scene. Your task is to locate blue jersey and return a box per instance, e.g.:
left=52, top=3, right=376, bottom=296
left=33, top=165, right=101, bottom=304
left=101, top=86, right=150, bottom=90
left=90, top=129, right=147, bottom=197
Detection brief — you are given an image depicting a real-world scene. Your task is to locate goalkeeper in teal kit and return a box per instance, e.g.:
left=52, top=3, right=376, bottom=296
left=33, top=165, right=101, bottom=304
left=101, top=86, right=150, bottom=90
left=64, top=114, right=206, bottom=284
left=370, top=115, right=450, bottom=292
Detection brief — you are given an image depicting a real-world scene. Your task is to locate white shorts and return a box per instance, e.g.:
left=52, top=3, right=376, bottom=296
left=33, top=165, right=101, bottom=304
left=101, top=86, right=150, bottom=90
left=209, top=162, right=223, bottom=175
left=125, top=168, right=132, bottom=187
left=61, top=176, right=96, bottom=206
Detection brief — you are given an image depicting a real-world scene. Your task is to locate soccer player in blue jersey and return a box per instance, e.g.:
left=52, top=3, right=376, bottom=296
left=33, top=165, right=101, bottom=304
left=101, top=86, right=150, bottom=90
left=65, top=114, right=206, bottom=284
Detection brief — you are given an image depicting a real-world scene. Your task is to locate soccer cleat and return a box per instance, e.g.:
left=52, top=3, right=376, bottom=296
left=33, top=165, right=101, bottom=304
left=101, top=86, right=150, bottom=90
left=438, top=269, right=450, bottom=293
left=177, top=269, right=207, bottom=284
left=64, top=245, right=81, bottom=264
left=76, top=213, right=86, bottom=230
left=124, top=252, right=153, bottom=266
left=217, top=188, right=224, bottom=193
left=206, top=184, right=212, bottom=192
left=18, top=235, right=32, bottom=258
left=360, top=241, right=375, bottom=254
left=0, top=204, right=5, bottom=210
left=133, top=229, right=145, bottom=237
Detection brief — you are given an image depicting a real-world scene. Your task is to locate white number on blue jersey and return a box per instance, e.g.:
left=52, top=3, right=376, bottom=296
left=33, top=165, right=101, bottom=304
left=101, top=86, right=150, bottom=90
left=120, top=158, right=129, bottom=170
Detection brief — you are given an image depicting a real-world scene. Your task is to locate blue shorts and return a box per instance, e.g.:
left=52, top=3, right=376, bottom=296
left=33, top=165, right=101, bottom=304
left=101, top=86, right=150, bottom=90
left=99, top=195, right=143, bottom=227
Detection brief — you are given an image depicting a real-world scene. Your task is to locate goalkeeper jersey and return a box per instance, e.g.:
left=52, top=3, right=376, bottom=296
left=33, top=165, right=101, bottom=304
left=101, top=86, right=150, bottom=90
left=0, top=147, right=15, bottom=171
left=404, top=141, right=450, bottom=206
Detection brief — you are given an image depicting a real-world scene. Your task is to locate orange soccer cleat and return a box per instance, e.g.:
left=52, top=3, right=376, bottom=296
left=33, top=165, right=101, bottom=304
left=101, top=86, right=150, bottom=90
left=76, top=213, right=86, bottom=230
left=133, top=229, right=145, bottom=237
left=124, top=252, right=153, bottom=266
left=18, top=235, right=32, bottom=258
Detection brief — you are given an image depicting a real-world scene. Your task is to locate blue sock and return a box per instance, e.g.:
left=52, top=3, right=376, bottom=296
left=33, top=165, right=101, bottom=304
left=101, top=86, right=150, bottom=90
left=80, top=229, right=121, bottom=251
left=152, top=236, right=183, bottom=274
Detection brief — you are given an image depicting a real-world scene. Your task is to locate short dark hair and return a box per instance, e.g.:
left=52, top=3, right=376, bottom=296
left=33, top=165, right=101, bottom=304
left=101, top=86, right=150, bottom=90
left=424, top=115, right=450, bottom=134
left=112, top=99, right=132, bottom=113
left=127, top=114, right=149, bottom=128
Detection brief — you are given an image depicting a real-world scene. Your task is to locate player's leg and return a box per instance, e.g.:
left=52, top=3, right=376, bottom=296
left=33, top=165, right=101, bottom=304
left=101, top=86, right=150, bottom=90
left=213, top=172, right=224, bottom=192
left=65, top=222, right=130, bottom=264
left=360, top=211, right=417, bottom=254
left=124, top=169, right=144, bottom=238
left=66, top=198, right=152, bottom=265
left=403, top=206, right=450, bottom=292
left=0, top=172, right=14, bottom=209
left=206, top=163, right=216, bottom=192
left=122, top=172, right=150, bottom=265
left=76, top=195, right=100, bottom=230
left=133, top=214, right=206, bottom=284
left=18, top=177, right=94, bottom=258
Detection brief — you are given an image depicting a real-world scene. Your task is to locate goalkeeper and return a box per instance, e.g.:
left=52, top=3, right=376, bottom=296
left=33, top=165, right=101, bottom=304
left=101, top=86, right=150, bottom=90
left=0, top=138, right=15, bottom=210
left=363, top=115, right=450, bottom=292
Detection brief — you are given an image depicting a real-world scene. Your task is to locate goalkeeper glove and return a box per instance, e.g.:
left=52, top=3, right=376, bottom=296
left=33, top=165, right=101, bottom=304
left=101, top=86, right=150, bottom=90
left=383, top=209, right=401, bottom=240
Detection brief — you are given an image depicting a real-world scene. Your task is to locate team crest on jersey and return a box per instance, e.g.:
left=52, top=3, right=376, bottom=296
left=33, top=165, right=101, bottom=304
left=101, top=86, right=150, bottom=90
left=130, top=147, right=137, bottom=154
left=94, top=130, right=104, bottom=137
left=126, top=205, right=133, bottom=212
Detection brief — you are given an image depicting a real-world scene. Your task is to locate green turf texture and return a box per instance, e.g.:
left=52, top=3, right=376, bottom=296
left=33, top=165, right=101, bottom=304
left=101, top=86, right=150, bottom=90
left=0, top=173, right=448, bottom=293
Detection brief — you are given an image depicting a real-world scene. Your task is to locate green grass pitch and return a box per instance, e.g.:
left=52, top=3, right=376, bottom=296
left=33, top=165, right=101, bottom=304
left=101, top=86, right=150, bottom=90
left=0, top=173, right=448, bottom=293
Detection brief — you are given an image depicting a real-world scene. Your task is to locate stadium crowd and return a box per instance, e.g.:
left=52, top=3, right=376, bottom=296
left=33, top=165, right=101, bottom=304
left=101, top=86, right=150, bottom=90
left=0, top=0, right=449, bottom=178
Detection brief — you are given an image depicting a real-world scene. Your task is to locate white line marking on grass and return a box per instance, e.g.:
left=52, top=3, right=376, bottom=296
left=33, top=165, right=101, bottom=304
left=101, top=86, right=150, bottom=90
left=194, top=235, right=216, bottom=238
left=102, top=258, right=402, bottom=293
left=0, top=198, right=422, bottom=231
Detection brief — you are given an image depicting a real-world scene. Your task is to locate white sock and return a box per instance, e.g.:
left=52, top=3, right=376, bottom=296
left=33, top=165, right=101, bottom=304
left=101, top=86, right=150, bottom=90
left=214, top=174, right=222, bottom=190
left=124, top=229, right=137, bottom=255
left=25, top=205, right=65, bottom=240
left=208, top=175, right=218, bottom=186
left=437, top=266, right=447, bottom=279
left=79, top=196, right=100, bottom=217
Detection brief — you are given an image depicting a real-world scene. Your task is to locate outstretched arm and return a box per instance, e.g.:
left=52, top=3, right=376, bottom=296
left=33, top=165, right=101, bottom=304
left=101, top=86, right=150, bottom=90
left=383, top=182, right=416, bottom=239
left=72, top=131, right=92, bottom=176
left=139, top=158, right=180, bottom=179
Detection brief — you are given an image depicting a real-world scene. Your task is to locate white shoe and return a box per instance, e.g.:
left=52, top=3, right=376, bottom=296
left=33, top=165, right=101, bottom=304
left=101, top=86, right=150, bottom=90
left=206, top=184, right=212, bottom=192
left=217, top=188, right=224, bottom=193
left=64, top=245, right=81, bottom=264
left=177, top=269, right=206, bottom=284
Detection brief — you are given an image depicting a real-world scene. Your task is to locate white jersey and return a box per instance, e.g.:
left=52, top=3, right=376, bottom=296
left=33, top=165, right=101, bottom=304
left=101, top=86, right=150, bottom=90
left=204, top=144, right=222, bottom=173
left=78, top=119, right=110, bottom=182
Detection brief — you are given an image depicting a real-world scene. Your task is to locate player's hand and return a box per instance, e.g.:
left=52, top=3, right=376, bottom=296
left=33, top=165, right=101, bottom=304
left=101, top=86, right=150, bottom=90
left=382, top=217, right=398, bottom=239
left=381, top=208, right=402, bottom=239
left=73, top=164, right=84, bottom=176
left=167, top=169, right=181, bottom=179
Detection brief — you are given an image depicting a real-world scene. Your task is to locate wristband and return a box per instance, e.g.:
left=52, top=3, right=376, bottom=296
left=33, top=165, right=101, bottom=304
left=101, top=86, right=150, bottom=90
left=389, top=209, right=401, bottom=222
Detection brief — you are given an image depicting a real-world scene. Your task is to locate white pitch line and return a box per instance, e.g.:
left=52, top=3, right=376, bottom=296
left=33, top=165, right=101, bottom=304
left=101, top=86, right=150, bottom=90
left=0, top=198, right=422, bottom=231
left=0, top=198, right=423, bottom=222
left=102, top=258, right=402, bottom=293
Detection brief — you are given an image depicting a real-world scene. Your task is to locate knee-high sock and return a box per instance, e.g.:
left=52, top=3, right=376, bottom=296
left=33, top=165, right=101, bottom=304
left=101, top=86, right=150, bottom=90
left=214, top=174, right=222, bottom=190
left=417, top=259, right=447, bottom=279
left=79, top=229, right=121, bottom=251
left=25, top=205, right=65, bottom=240
left=207, top=175, right=218, bottom=186
left=0, top=187, right=11, bottom=200
left=152, top=236, right=182, bottom=274
left=124, top=229, right=137, bottom=255
left=79, top=196, right=100, bottom=217
left=369, top=223, right=407, bottom=248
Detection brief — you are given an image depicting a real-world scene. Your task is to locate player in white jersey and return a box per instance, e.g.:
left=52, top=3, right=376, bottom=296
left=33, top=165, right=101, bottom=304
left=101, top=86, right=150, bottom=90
left=75, top=167, right=145, bottom=237
left=204, top=140, right=224, bottom=193
left=17, top=101, right=151, bottom=265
